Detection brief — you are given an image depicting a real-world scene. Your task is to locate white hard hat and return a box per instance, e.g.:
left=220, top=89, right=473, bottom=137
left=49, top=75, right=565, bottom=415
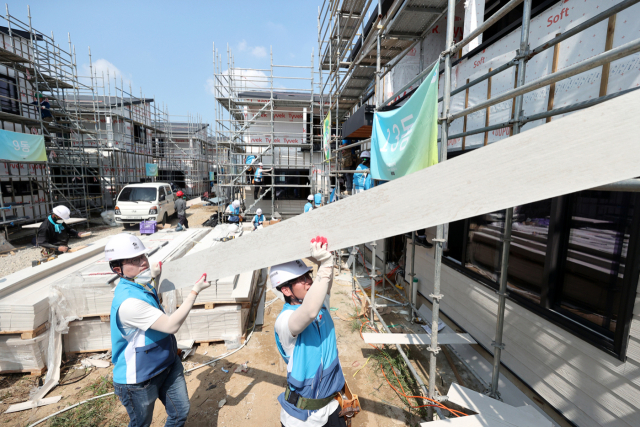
left=256, top=208, right=262, bottom=215
left=258, top=162, right=263, bottom=166
left=52, top=205, right=71, bottom=220
left=270, top=260, right=311, bottom=289
left=307, top=195, right=314, bottom=201
left=104, top=233, right=147, bottom=262
left=360, top=150, right=370, bottom=158
left=232, top=200, right=240, bottom=208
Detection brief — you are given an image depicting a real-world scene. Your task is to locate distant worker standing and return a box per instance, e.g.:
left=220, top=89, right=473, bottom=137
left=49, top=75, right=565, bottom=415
left=353, top=151, right=373, bottom=194
left=252, top=162, right=272, bottom=200
left=174, top=191, right=189, bottom=231
left=304, top=195, right=314, bottom=213
left=36, top=205, right=89, bottom=257
left=106, top=233, right=210, bottom=427
left=271, top=237, right=347, bottom=427
left=253, top=208, right=265, bottom=231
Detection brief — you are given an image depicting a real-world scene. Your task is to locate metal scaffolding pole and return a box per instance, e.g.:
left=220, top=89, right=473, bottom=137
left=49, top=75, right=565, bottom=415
left=488, top=0, right=532, bottom=400
left=428, top=0, right=456, bottom=419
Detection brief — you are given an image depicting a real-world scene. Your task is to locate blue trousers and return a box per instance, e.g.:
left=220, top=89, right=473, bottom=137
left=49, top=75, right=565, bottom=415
left=114, top=355, right=190, bottom=427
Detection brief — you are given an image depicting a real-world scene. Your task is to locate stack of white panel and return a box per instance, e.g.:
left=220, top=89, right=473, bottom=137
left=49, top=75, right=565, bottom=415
left=0, top=331, right=49, bottom=373
left=64, top=319, right=111, bottom=354
left=175, top=305, right=250, bottom=342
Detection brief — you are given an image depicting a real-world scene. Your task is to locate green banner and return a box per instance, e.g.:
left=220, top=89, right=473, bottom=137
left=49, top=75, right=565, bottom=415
left=322, top=111, right=331, bottom=161
left=370, top=64, right=439, bottom=180
left=0, top=129, right=47, bottom=162
left=145, top=163, right=158, bottom=177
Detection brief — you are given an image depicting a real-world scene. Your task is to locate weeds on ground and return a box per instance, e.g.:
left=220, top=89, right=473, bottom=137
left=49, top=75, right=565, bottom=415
left=372, top=347, right=428, bottom=418
left=49, top=375, right=119, bottom=427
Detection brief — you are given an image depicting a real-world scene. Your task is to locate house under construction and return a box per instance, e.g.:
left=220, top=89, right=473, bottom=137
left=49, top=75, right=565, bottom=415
left=0, top=6, right=215, bottom=242
left=318, top=1, right=640, bottom=427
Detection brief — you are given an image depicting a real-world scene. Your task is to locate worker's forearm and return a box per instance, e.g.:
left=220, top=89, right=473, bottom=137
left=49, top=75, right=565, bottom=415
left=39, top=241, right=58, bottom=250
left=288, top=263, right=333, bottom=336
left=149, top=292, right=197, bottom=334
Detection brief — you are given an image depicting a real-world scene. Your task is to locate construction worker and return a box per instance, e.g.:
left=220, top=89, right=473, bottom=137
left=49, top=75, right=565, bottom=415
left=272, top=237, right=347, bottom=427
left=304, top=195, right=314, bottom=213
left=106, top=233, right=210, bottom=427
left=252, top=208, right=265, bottom=230
left=36, top=205, right=89, bottom=257
left=353, top=151, right=373, bottom=194
left=226, top=199, right=241, bottom=224
left=314, top=193, right=322, bottom=208
left=174, top=191, right=188, bottom=231
left=253, top=162, right=272, bottom=200
left=246, top=155, right=256, bottom=185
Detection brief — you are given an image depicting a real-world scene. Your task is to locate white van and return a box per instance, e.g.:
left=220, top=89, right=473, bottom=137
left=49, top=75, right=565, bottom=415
left=114, top=183, right=176, bottom=228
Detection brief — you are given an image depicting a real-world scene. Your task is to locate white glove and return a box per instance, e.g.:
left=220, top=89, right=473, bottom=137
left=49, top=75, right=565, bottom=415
left=310, top=236, right=333, bottom=266
left=192, top=273, right=211, bottom=295
left=150, top=261, right=162, bottom=279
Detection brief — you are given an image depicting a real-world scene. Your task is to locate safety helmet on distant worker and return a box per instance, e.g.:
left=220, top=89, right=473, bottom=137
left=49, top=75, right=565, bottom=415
left=269, top=260, right=311, bottom=289
left=360, top=150, right=370, bottom=158
left=256, top=208, right=263, bottom=216
left=104, top=233, right=147, bottom=262
left=176, top=190, right=184, bottom=197
left=232, top=200, right=240, bottom=209
left=307, top=195, right=314, bottom=202
left=258, top=162, right=263, bottom=166
left=52, top=205, right=71, bottom=221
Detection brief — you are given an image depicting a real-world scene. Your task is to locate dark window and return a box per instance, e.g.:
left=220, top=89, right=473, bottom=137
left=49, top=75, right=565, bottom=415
left=1, top=180, right=41, bottom=197
left=555, top=191, right=635, bottom=337
left=0, top=74, right=19, bottom=115
left=443, top=192, right=640, bottom=360
left=117, top=186, right=157, bottom=202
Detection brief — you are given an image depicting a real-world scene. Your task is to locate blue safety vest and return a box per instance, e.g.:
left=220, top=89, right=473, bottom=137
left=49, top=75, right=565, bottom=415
left=304, top=202, right=313, bottom=213
left=274, top=304, right=345, bottom=421
left=353, top=163, right=372, bottom=190
left=110, top=278, right=177, bottom=385
left=253, top=214, right=265, bottom=226
left=314, top=193, right=322, bottom=207
left=255, top=168, right=263, bottom=183
left=228, top=205, right=240, bottom=222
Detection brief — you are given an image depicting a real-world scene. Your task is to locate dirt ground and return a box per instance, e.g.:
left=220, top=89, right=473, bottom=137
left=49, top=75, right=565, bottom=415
left=0, top=213, right=483, bottom=426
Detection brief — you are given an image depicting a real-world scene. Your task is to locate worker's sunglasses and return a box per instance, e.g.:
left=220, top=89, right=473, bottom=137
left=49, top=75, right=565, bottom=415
left=286, top=273, right=311, bottom=287
left=123, top=254, right=148, bottom=266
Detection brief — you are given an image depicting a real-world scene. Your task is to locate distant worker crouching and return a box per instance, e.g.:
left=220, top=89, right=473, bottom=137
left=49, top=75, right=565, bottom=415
left=37, top=205, right=89, bottom=257
left=304, top=195, right=314, bottom=213
left=226, top=199, right=242, bottom=225
left=253, top=208, right=265, bottom=231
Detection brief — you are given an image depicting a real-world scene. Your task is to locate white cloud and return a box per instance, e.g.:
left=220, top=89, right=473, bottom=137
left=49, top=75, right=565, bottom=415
left=251, top=46, right=267, bottom=58
left=238, top=40, right=247, bottom=51
left=80, top=58, right=132, bottom=87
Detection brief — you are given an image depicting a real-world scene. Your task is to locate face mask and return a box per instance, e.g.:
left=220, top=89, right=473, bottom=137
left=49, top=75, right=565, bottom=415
left=134, top=268, right=153, bottom=286
left=56, top=219, right=64, bottom=224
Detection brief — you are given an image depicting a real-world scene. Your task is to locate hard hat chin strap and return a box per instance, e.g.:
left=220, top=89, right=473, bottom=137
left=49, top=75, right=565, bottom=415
left=285, top=284, right=304, bottom=304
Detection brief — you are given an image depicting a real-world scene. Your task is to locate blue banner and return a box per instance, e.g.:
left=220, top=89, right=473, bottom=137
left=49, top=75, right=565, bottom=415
left=209, top=171, right=215, bottom=181
left=0, top=129, right=47, bottom=162
left=145, top=163, right=158, bottom=177
left=370, top=64, right=439, bottom=180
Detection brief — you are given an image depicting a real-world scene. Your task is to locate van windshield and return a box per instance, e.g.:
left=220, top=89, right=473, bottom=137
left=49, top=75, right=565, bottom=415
left=118, top=187, right=157, bottom=202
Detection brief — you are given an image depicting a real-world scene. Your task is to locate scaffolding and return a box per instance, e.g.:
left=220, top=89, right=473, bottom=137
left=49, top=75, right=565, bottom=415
left=212, top=44, right=318, bottom=219
left=0, top=6, right=216, bottom=242
left=319, top=0, right=640, bottom=422
left=0, top=5, right=100, bottom=240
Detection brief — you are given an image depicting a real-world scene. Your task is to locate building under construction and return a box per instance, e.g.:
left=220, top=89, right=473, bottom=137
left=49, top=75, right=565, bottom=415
left=318, top=1, right=640, bottom=427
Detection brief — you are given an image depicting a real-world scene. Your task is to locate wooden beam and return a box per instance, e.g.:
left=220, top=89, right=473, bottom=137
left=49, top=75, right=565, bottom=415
left=484, top=68, right=493, bottom=146
left=599, top=15, right=617, bottom=97
left=546, top=34, right=562, bottom=123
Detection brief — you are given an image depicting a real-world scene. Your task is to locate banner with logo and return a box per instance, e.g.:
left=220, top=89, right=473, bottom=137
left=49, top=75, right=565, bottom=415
left=145, top=163, right=158, bottom=177
left=322, top=111, right=331, bottom=161
left=370, top=64, right=439, bottom=180
left=0, top=129, right=47, bottom=162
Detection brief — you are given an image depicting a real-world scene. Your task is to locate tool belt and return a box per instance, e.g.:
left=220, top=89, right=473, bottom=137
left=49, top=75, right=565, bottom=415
left=285, top=387, right=339, bottom=411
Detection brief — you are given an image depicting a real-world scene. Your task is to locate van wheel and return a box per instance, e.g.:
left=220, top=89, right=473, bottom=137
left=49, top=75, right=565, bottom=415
left=161, top=213, right=167, bottom=227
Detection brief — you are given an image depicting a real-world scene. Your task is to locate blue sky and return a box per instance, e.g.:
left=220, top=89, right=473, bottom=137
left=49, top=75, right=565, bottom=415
left=13, top=0, right=320, bottom=121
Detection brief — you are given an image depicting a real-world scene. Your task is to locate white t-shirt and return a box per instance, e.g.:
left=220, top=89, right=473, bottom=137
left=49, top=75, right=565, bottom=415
left=118, top=298, right=164, bottom=332
left=274, top=296, right=340, bottom=427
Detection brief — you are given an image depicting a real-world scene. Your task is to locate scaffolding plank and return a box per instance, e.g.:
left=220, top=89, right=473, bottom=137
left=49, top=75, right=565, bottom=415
left=362, top=332, right=476, bottom=346
left=160, top=89, right=640, bottom=289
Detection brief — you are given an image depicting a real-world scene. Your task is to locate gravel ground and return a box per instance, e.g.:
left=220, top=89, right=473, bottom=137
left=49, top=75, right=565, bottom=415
left=0, top=204, right=218, bottom=278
